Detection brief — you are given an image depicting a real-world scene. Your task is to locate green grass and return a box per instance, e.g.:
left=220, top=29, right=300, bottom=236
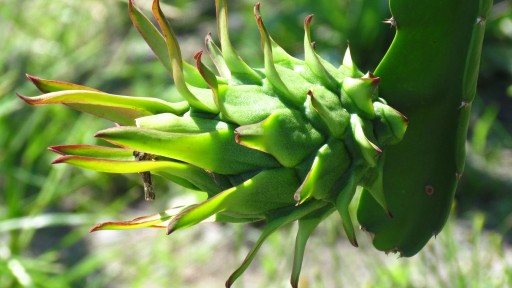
left=1, top=0, right=512, bottom=287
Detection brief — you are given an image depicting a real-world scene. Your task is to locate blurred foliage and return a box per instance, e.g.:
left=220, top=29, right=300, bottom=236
left=1, top=0, right=511, bottom=287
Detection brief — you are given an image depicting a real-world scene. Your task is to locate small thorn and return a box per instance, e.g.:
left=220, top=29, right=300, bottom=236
left=456, top=172, right=463, bottom=181
left=387, top=210, right=394, bottom=219
left=311, top=41, right=316, bottom=50
left=476, top=16, right=486, bottom=25
left=459, top=101, right=470, bottom=109
left=383, top=17, right=397, bottom=28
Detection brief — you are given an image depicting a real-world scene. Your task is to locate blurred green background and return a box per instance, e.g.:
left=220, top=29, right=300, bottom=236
left=1, top=0, right=512, bottom=287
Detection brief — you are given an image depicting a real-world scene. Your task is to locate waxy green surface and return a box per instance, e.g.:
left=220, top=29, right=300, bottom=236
left=357, top=0, right=493, bottom=256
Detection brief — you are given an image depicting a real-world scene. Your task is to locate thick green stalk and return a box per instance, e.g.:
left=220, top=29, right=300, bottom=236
left=357, top=0, right=493, bottom=256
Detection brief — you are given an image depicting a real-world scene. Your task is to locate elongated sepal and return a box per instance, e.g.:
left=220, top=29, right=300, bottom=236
left=225, top=200, right=328, bottom=288
left=235, top=109, right=324, bottom=167
left=136, top=113, right=229, bottom=133
left=90, top=205, right=259, bottom=233
left=90, top=206, right=190, bottom=231
left=49, top=144, right=134, bottom=160
left=52, top=152, right=227, bottom=193
left=152, top=0, right=218, bottom=113
left=167, top=168, right=300, bottom=234
left=350, top=115, right=382, bottom=167
left=335, top=174, right=359, bottom=247
left=194, top=50, right=221, bottom=110
left=215, top=0, right=262, bottom=85
left=307, top=88, right=350, bottom=139
left=17, top=90, right=188, bottom=125
left=26, top=74, right=99, bottom=93
left=294, top=140, right=350, bottom=204
left=254, top=4, right=302, bottom=107
left=303, top=15, right=338, bottom=92
left=205, top=33, right=231, bottom=79
left=373, top=102, right=408, bottom=145
left=290, top=207, right=334, bottom=288
left=95, top=126, right=280, bottom=175
left=342, top=75, right=379, bottom=119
